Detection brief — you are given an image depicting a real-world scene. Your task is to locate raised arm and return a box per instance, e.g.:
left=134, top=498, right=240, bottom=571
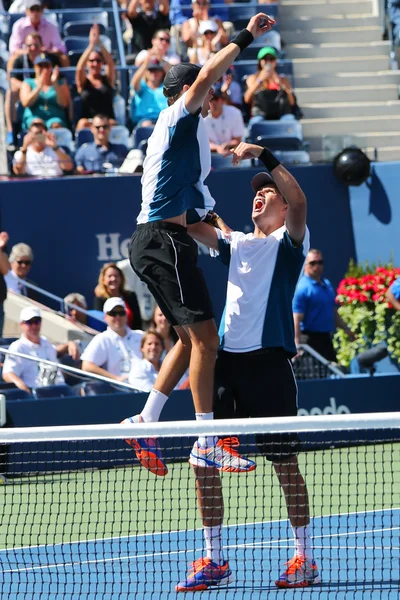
left=127, top=0, right=140, bottom=19
left=131, top=55, right=149, bottom=92
left=185, top=13, right=275, bottom=115
left=229, top=142, right=307, bottom=245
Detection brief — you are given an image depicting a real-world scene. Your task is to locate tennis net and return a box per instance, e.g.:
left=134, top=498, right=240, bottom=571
left=0, top=412, right=399, bottom=599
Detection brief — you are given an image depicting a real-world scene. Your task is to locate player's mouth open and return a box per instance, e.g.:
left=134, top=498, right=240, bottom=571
left=254, top=198, right=264, bottom=212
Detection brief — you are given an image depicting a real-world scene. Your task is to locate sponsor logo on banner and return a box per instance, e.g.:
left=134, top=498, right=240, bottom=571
left=96, top=233, right=130, bottom=261
left=298, top=397, right=351, bottom=416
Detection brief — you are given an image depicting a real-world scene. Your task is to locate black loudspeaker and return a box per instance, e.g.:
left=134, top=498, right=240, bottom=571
left=333, top=147, right=371, bottom=186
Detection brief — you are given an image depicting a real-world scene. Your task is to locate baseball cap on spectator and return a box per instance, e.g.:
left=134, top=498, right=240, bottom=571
left=257, top=47, right=278, bottom=61
left=198, top=20, right=218, bottom=35
left=147, top=58, right=164, bottom=71
left=251, top=172, right=277, bottom=193
left=20, top=307, right=41, bottom=322
left=103, top=297, right=125, bottom=314
left=163, top=63, right=201, bottom=97
left=212, top=84, right=223, bottom=99
left=25, top=0, right=43, bottom=9
left=34, top=52, right=52, bottom=65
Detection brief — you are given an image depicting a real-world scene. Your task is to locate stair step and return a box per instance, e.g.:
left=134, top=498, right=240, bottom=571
left=302, top=115, right=400, bottom=135
left=301, top=100, right=400, bottom=118
left=286, top=41, right=390, bottom=59
left=295, top=84, right=399, bottom=103
left=282, top=15, right=380, bottom=30
left=292, top=55, right=389, bottom=75
left=306, top=131, right=400, bottom=152
left=280, top=0, right=375, bottom=17
left=281, top=26, right=381, bottom=43
left=375, top=146, right=400, bottom=161
left=294, top=70, right=400, bottom=87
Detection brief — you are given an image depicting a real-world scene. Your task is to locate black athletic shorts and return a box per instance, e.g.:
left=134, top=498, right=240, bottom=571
left=129, top=222, right=214, bottom=327
left=214, top=349, right=300, bottom=462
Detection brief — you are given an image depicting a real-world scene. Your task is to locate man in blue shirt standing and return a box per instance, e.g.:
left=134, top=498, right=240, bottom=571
left=75, top=114, right=128, bottom=174
left=293, top=249, right=353, bottom=361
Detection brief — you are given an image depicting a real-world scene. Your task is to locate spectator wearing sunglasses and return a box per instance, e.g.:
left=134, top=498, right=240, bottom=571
left=75, top=114, right=128, bottom=174
left=4, top=242, right=39, bottom=300
left=135, top=29, right=180, bottom=68
left=2, top=307, right=80, bottom=393
left=293, top=249, right=354, bottom=361
left=75, top=25, right=117, bottom=132
left=81, top=297, right=144, bottom=383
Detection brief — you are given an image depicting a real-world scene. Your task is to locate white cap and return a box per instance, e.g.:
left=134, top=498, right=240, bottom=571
left=25, top=0, right=43, bottom=9
left=103, top=297, right=125, bottom=314
left=20, top=307, right=41, bottom=322
left=198, top=20, right=218, bottom=35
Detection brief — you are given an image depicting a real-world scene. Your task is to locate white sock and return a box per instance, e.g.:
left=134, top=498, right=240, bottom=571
left=291, top=524, right=313, bottom=560
left=195, top=412, right=217, bottom=448
left=140, top=389, right=169, bottom=423
left=204, top=525, right=224, bottom=565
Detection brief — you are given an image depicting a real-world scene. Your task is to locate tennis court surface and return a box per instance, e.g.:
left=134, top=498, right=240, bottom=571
left=0, top=413, right=399, bottom=599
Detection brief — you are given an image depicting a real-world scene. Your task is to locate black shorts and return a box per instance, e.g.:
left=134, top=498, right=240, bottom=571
left=214, top=349, right=300, bottom=462
left=129, top=222, right=214, bottom=327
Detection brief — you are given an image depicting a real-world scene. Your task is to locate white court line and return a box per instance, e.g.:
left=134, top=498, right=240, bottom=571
left=2, top=526, right=399, bottom=574
left=1, top=506, right=398, bottom=554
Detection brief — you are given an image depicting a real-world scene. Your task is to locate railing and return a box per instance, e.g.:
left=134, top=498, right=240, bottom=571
left=293, top=344, right=346, bottom=380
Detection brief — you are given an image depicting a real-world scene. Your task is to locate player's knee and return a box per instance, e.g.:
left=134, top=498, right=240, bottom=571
left=195, top=330, right=220, bottom=356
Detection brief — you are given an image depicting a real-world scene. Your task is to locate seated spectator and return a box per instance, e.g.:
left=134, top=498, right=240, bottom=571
left=81, top=297, right=144, bottom=382
left=244, top=47, right=296, bottom=125
left=389, top=0, right=400, bottom=45
left=8, top=0, right=68, bottom=67
left=204, top=84, right=244, bottom=155
left=75, top=114, right=128, bottom=174
left=0, top=232, right=10, bottom=337
left=130, top=56, right=168, bottom=127
left=151, top=304, right=177, bottom=357
left=220, top=67, right=243, bottom=109
left=13, top=118, right=73, bottom=177
left=2, top=307, right=80, bottom=393
left=135, top=29, right=180, bottom=67
left=20, top=55, right=71, bottom=130
left=127, top=0, right=170, bottom=58
left=128, top=329, right=164, bottom=391
left=181, top=0, right=227, bottom=50
left=4, top=242, right=37, bottom=298
left=188, top=20, right=223, bottom=66
left=75, top=25, right=117, bottom=131
left=94, top=262, right=143, bottom=330
left=386, top=277, right=400, bottom=310
left=64, top=292, right=88, bottom=325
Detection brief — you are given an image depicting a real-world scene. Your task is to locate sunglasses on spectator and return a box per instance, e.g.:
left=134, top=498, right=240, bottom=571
left=307, top=260, right=324, bottom=266
left=16, top=260, right=32, bottom=266
left=157, top=37, right=170, bottom=42
left=89, top=58, right=103, bottom=63
left=23, top=318, right=42, bottom=326
left=26, top=43, right=41, bottom=48
left=107, top=310, right=126, bottom=317
left=93, top=124, right=110, bottom=130
left=196, top=1, right=209, bottom=5
left=29, top=6, right=43, bottom=11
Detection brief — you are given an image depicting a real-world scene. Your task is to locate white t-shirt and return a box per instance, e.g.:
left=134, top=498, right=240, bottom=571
left=4, top=269, right=28, bottom=295
left=81, top=326, right=144, bottom=376
left=13, top=146, right=63, bottom=177
left=204, top=104, right=245, bottom=146
left=129, top=358, right=158, bottom=392
left=2, top=335, right=64, bottom=388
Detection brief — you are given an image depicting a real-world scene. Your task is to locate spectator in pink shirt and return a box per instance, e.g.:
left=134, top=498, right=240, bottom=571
left=9, top=0, right=68, bottom=66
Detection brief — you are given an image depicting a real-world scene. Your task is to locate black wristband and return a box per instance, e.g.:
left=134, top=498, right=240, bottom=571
left=231, top=29, right=254, bottom=52
left=204, top=211, right=220, bottom=228
left=259, top=147, right=281, bottom=171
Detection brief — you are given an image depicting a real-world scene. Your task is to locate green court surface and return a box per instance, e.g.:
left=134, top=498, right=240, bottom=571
left=0, top=443, right=398, bottom=549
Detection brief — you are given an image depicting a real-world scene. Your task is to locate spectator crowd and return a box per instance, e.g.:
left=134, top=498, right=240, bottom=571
left=0, top=0, right=300, bottom=176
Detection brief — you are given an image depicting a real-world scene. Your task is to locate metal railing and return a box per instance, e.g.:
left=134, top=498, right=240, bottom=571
left=293, top=344, right=346, bottom=380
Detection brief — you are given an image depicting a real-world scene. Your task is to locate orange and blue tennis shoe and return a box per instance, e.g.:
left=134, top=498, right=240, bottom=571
left=275, top=555, right=321, bottom=588
left=175, top=557, right=233, bottom=592
left=122, top=415, right=168, bottom=476
left=189, top=437, right=256, bottom=472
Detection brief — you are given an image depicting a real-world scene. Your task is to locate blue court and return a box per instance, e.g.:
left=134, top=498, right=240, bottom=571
left=1, top=508, right=399, bottom=600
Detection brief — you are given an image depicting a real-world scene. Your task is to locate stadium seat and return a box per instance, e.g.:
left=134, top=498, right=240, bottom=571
left=109, top=125, right=130, bottom=148
left=52, top=127, right=74, bottom=153
left=73, top=96, right=83, bottom=124
left=132, top=126, right=154, bottom=151
left=0, top=389, right=32, bottom=400
left=61, top=10, right=108, bottom=37
left=63, top=21, right=106, bottom=38
left=113, top=94, right=126, bottom=126
left=248, top=120, right=304, bottom=151
left=0, top=68, right=8, bottom=92
left=211, top=154, right=254, bottom=170
left=271, top=150, right=311, bottom=165
left=81, top=381, right=116, bottom=396
left=0, top=40, right=8, bottom=63
left=64, top=36, right=89, bottom=52
left=33, top=384, right=75, bottom=399
left=86, top=310, right=107, bottom=332
left=76, top=128, right=94, bottom=148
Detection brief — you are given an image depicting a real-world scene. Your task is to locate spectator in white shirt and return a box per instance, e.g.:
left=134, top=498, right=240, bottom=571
left=13, top=119, right=73, bottom=178
left=129, top=329, right=164, bottom=392
left=81, top=297, right=144, bottom=382
left=2, top=307, right=80, bottom=392
left=4, top=242, right=35, bottom=297
left=204, top=84, right=244, bottom=155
